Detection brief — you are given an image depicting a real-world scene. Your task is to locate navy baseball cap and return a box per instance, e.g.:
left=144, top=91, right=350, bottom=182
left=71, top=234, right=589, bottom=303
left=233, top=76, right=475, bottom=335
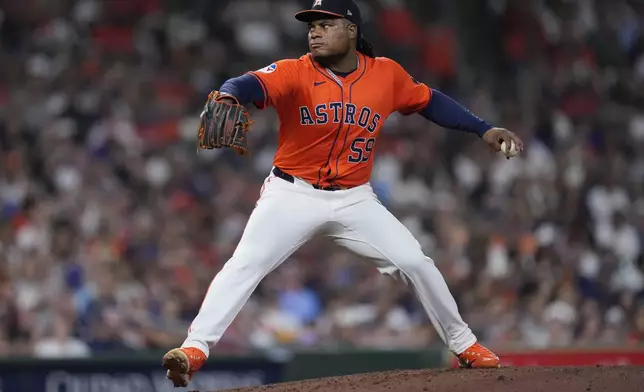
left=295, top=0, right=363, bottom=26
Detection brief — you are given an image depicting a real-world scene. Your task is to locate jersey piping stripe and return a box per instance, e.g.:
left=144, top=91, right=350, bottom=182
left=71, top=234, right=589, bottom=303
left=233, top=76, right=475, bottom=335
left=309, top=55, right=346, bottom=188
left=248, top=72, right=270, bottom=108
left=330, top=57, right=368, bottom=184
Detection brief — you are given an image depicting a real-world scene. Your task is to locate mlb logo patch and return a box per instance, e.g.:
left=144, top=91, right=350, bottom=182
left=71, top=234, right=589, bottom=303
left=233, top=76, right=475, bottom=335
left=257, top=63, right=277, bottom=74
left=313, top=0, right=322, bottom=7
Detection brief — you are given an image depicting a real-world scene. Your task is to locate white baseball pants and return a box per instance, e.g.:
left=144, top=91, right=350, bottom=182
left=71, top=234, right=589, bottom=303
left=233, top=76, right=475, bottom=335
left=182, top=169, right=477, bottom=356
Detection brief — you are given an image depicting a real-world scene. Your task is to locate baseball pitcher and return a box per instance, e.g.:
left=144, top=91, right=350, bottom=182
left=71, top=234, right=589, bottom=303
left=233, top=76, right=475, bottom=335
left=163, top=0, right=524, bottom=387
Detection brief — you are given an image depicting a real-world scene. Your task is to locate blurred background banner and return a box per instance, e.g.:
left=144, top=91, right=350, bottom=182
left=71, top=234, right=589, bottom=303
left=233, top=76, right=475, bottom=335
left=495, top=348, right=644, bottom=367
left=1, top=0, right=644, bottom=390
left=0, top=353, right=284, bottom=392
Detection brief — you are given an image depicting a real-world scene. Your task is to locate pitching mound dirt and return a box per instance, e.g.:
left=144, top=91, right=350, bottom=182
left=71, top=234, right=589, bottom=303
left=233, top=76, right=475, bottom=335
left=218, top=366, right=644, bottom=392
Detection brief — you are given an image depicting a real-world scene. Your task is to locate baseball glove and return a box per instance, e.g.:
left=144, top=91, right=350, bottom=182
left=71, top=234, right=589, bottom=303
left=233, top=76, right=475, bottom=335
left=197, top=91, right=252, bottom=155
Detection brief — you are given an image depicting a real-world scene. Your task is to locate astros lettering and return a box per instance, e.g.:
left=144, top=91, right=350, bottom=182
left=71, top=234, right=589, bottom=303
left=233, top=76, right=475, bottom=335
left=299, top=103, right=381, bottom=132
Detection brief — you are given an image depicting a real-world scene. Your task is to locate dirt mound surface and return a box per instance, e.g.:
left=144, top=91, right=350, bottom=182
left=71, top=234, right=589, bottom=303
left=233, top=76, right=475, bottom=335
left=218, top=366, right=644, bottom=392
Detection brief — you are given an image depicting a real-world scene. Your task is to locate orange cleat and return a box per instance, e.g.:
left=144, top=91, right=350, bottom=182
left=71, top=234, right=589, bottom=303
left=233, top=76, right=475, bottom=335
left=456, top=342, right=501, bottom=368
left=162, top=347, right=207, bottom=387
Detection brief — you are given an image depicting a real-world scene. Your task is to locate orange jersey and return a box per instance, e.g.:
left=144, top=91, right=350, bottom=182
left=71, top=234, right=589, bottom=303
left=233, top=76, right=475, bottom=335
left=248, top=53, right=432, bottom=188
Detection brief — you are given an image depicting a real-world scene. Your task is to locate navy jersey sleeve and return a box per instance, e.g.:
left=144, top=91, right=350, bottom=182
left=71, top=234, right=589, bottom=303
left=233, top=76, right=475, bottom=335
left=219, top=74, right=265, bottom=106
left=419, top=90, right=492, bottom=137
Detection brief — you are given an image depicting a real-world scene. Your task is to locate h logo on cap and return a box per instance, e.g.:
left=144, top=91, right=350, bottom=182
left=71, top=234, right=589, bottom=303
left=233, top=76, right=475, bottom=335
left=313, top=0, right=322, bottom=7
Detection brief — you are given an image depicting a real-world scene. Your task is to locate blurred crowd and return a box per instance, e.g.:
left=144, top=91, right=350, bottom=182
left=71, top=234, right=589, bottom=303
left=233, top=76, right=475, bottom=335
left=2, top=0, right=644, bottom=358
